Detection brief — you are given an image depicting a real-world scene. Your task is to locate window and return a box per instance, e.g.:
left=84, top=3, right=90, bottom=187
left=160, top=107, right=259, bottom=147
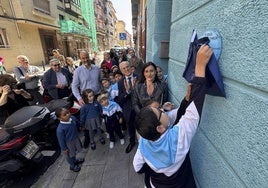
left=59, top=14, right=64, bottom=20
left=0, top=28, right=9, bottom=48
left=33, top=0, right=50, bottom=15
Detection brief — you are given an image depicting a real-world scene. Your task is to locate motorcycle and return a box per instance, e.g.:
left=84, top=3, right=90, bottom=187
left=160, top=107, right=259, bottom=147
left=0, top=98, right=73, bottom=181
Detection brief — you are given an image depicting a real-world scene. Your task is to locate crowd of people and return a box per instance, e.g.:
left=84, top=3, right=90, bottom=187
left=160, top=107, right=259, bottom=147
left=0, top=48, right=166, bottom=160
left=0, top=44, right=213, bottom=187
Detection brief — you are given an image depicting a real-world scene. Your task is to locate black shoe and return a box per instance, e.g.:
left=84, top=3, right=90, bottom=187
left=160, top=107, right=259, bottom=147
left=125, top=143, right=135, bottom=153
left=91, top=142, right=96, bottom=150
left=75, top=158, right=85, bottom=165
left=70, top=165, right=81, bottom=172
left=100, top=138, right=106, bottom=145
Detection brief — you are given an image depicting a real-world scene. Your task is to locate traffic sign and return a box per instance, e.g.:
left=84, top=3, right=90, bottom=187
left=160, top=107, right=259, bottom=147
left=119, top=33, right=126, bottom=40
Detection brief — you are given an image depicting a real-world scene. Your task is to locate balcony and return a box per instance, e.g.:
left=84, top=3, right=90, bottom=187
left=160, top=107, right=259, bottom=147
left=60, top=20, right=91, bottom=37
left=63, top=0, right=82, bottom=17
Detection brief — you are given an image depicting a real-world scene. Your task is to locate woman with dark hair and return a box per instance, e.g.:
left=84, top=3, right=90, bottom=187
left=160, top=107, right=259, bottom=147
left=132, top=61, right=168, bottom=114
left=0, top=74, right=33, bottom=124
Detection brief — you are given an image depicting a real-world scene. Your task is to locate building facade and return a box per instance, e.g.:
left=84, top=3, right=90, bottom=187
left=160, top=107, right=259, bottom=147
left=0, top=0, right=92, bottom=71
left=94, top=0, right=119, bottom=51
left=105, top=0, right=117, bottom=50
left=59, top=0, right=93, bottom=60
left=94, top=0, right=107, bottom=51
left=132, top=0, right=268, bottom=187
left=0, top=0, right=131, bottom=71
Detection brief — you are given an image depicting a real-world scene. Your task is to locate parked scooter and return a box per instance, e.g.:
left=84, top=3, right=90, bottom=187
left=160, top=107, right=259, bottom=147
left=0, top=129, right=43, bottom=173
left=0, top=98, right=72, bottom=180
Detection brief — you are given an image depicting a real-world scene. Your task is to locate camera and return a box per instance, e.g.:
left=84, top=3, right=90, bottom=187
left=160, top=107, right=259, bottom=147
left=10, top=83, right=24, bottom=90
left=10, top=83, right=18, bottom=90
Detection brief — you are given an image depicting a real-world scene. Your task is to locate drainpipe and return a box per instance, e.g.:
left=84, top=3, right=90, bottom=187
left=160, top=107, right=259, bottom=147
left=8, top=0, right=21, bottom=39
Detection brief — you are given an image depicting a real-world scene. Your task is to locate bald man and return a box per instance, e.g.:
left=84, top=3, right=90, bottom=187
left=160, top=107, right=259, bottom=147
left=71, top=50, right=101, bottom=106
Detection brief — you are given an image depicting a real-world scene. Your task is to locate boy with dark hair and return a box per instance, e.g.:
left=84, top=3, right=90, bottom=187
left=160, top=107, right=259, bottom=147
left=133, top=44, right=213, bottom=187
left=55, top=108, right=84, bottom=172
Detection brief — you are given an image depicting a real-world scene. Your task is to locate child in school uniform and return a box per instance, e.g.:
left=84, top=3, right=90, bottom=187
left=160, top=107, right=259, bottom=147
left=55, top=108, right=84, bottom=172
left=80, top=89, right=105, bottom=150
left=97, top=93, right=125, bottom=149
left=133, top=44, right=213, bottom=187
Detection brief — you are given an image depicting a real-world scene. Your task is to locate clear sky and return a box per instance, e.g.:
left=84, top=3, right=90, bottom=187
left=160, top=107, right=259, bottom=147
left=110, top=0, right=132, bottom=35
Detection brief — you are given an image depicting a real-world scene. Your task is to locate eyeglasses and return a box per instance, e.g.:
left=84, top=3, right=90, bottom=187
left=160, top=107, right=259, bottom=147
left=156, top=107, right=165, bottom=121
left=52, top=64, right=60, bottom=67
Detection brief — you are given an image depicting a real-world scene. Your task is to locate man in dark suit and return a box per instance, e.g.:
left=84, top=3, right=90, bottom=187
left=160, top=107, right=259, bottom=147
left=43, top=59, right=73, bottom=100
left=117, top=61, right=138, bottom=153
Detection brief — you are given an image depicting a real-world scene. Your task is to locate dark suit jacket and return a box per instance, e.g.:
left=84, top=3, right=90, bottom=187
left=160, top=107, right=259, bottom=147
left=116, top=73, right=138, bottom=122
left=43, top=67, right=72, bottom=99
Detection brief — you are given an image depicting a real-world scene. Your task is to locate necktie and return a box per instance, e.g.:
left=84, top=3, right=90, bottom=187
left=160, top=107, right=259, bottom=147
left=128, top=77, right=133, bottom=90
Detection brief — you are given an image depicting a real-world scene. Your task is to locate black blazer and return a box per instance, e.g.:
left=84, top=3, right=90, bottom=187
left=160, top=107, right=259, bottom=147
left=43, top=67, right=72, bottom=99
left=116, top=73, right=138, bottom=122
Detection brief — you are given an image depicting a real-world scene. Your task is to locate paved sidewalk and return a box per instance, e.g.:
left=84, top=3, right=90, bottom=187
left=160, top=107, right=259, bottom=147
left=32, top=136, right=144, bottom=188
left=32, top=63, right=145, bottom=188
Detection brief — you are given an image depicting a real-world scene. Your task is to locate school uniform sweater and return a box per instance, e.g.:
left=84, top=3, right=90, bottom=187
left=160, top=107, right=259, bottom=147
left=56, top=116, right=80, bottom=151
left=80, top=101, right=102, bottom=126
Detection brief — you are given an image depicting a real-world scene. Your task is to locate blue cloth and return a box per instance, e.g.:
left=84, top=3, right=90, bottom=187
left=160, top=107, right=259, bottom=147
left=139, top=124, right=179, bottom=169
left=101, top=100, right=122, bottom=117
left=110, top=83, right=119, bottom=101
left=80, top=100, right=102, bottom=126
left=183, top=30, right=226, bottom=97
left=56, top=116, right=80, bottom=151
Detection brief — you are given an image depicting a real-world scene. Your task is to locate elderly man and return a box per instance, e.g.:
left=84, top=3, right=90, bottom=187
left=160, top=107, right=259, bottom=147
left=117, top=61, right=138, bottom=153
left=42, top=59, right=72, bottom=100
left=13, top=55, right=44, bottom=105
left=71, top=50, right=101, bottom=148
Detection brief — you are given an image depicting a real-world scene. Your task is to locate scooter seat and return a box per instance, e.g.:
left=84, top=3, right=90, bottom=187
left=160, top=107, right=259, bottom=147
left=3, top=106, right=50, bottom=137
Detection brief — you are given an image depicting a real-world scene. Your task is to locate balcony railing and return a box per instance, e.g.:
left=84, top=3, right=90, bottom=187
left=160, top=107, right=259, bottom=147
left=60, top=20, right=91, bottom=37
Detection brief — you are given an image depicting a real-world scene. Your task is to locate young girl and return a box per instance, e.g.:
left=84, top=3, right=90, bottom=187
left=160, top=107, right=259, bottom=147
left=97, top=93, right=125, bottom=149
left=55, top=108, right=84, bottom=172
left=80, top=89, right=105, bottom=150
